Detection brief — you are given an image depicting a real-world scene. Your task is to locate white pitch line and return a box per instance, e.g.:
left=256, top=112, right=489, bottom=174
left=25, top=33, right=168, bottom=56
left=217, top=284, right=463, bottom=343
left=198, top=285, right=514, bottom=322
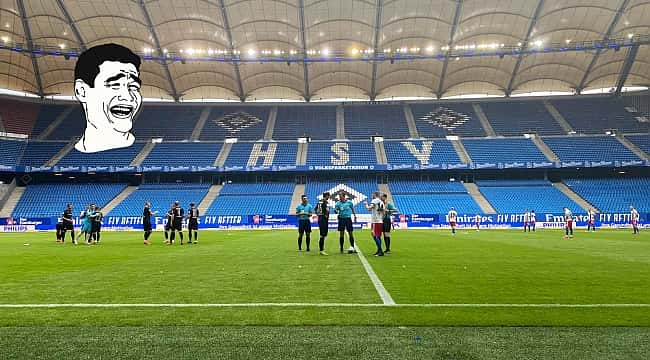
left=0, top=303, right=649, bottom=308
left=355, top=246, right=395, bottom=305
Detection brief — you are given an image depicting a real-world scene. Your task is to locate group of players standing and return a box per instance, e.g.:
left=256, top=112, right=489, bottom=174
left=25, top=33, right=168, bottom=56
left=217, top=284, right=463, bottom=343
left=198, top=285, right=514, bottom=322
left=142, top=201, right=200, bottom=245
left=295, top=190, right=398, bottom=257
left=55, top=203, right=103, bottom=244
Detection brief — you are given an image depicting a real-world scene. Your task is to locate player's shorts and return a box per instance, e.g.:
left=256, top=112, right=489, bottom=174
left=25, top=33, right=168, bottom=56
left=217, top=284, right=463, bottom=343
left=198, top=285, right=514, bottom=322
left=298, top=219, right=312, bottom=234
left=588, top=220, right=594, bottom=225
left=337, top=217, right=353, bottom=232
left=524, top=221, right=529, bottom=226
left=449, top=221, right=456, bottom=228
left=143, top=222, right=152, bottom=232
left=371, top=223, right=383, bottom=238
left=172, top=221, right=182, bottom=231
left=56, top=223, right=64, bottom=232
left=566, top=220, right=573, bottom=228
left=81, top=222, right=91, bottom=232
left=91, top=223, right=101, bottom=233
left=318, top=217, right=328, bottom=236
left=63, top=222, right=73, bottom=231
left=632, top=220, right=638, bottom=226
left=188, top=219, right=198, bottom=230
left=383, top=218, right=392, bottom=233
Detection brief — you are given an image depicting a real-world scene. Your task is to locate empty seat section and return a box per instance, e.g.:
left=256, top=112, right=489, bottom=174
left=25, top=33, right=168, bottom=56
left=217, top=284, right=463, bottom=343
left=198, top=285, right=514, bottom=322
left=132, top=106, right=202, bottom=140
left=47, top=108, right=86, bottom=140
left=463, top=138, right=548, bottom=163
left=141, top=142, right=222, bottom=167
left=625, top=135, right=650, bottom=155
left=411, top=103, right=485, bottom=137
left=563, top=178, right=650, bottom=213
left=476, top=180, right=581, bottom=213
left=274, top=106, right=336, bottom=140
left=480, top=101, right=563, bottom=136
left=306, top=141, right=376, bottom=166
left=551, top=98, right=649, bottom=134
left=30, top=105, right=69, bottom=137
left=384, top=140, right=461, bottom=165
left=389, top=180, right=481, bottom=214
left=0, top=99, right=39, bottom=136
left=206, top=182, right=294, bottom=215
left=12, top=183, right=127, bottom=218
left=224, top=142, right=297, bottom=167
left=19, top=141, right=67, bottom=167
left=200, top=106, right=270, bottom=141
left=0, top=138, right=26, bottom=166
left=109, top=183, right=210, bottom=217
left=344, top=105, right=410, bottom=139
left=57, top=142, right=145, bottom=167
left=543, top=136, right=640, bottom=162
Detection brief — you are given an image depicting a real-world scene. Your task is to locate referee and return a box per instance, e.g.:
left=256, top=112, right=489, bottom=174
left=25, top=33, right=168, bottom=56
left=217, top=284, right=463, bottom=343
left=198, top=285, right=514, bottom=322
left=335, top=190, right=357, bottom=254
left=295, top=195, right=313, bottom=251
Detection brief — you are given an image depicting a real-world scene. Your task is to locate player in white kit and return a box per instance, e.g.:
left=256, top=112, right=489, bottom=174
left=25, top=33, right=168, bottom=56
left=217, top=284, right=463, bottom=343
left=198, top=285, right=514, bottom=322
left=563, top=207, right=574, bottom=239
left=586, top=208, right=596, bottom=232
left=523, top=209, right=531, bottom=232
left=630, top=206, right=640, bottom=235
left=448, top=207, right=458, bottom=235
left=364, top=191, right=385, bottom=257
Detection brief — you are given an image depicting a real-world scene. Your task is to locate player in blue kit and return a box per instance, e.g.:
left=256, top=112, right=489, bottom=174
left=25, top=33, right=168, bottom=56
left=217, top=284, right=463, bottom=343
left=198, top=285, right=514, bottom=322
left=335, top=190, right=357, bottom=254
left=295, top=195, right=314, bottom=251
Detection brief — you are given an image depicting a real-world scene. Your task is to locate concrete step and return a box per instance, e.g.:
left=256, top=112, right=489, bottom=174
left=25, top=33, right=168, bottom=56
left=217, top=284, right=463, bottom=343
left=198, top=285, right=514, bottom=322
left=45, top=139, right=76, bottom=167
left=289, top=184, right=306, bottom=214
left=553, top=182, right=598, bottom=212
left=532, top=136, right=560, bottom=162
left=296, top=142, right=308, bottom=166
left=374, top=141, right=387, bottom=165
left=37, top=106, right=74, bottom=140
left=403, top=104, right=420, bottom=138
left=129, top=142, right=156, bottom=167
left=0, top=185, right=25, bottom=217
left=543, top=100, right=574, bottom=134
left=264, top=106, right=277, bottom=140
left=463, top=183, right=497, bottom=214
left=190, top=107, right=212, bottom=141
left=452, top=139, right=471, bottom=163
left=102, top=186, right=138, bottom=215
left=214, top=142, right=233, bottom=166
left=198, top=184, right=223, bottom=214
left=472, top=103, right=497, bottom=137
left=618, top=135, right=649, bottom=161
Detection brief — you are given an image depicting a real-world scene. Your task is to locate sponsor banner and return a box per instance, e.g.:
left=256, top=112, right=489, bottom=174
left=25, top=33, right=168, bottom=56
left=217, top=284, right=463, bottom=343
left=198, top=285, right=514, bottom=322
left=168, top=165, right=191, bottom=172
left=474, top=162, right=498, bottom=170
left=0, top=225, right=35, bottom=232
left=195, top=166, right=220, bottom=172
left=86, top=166, right=111, bottom=173
left=502, top=162, right=527, bottom=169
left=561, top=161, right=584, bottom=168
left=445, top=163, right=469, bottom=170
left=621, top=160, right=644, bottom=167
left=531, top=161, right=557, bottom=169
left=589, top=160, right=614, bottom=168
left=0, top=164, right=15, bottom=172
left=308, top=165, right=377, bottom=171
left=141, top=166, right=166, bottom=172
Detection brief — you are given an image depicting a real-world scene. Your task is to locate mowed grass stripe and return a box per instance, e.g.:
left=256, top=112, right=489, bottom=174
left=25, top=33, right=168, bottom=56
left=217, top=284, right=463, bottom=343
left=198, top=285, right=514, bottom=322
left=1, top=303, right=649, bottom=307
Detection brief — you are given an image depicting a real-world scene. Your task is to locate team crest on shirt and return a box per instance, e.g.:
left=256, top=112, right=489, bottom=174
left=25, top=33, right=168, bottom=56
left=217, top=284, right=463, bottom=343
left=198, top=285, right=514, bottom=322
left=317, top=184, right=367, bottom=207
left=419, top=107, right=470, bottom=131
left=214, top=111, right=263, bottom=135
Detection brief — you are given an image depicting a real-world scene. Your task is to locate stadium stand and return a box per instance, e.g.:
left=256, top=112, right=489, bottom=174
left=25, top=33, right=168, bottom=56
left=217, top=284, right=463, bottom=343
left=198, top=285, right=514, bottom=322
left=480, top=101, right=563, bottom=136
left=109, top=183, right=211, bottom=217
left=0, top=99, right=39, bottom=136
left=476, top=180, right=582, bottom=214
left=389, top=180, right=482, bottom=214
left=141, top=142, right=222, bottom=167
left=411, top=103, right=486, bottom=137
left=543, top=136, right=641, bottom=162
left=306, top=141, right=377, bottom=166
left=551, top=98, right=650, bottom=134
left=56, top=142, right=146, bottom=167
left=304, top=180, right=379, bottom=213
left=623, top=93, right=650, bottom=118
left=30, top=105, right=69, bottom=137
left=274, top=106, right=337, bottom=140
left=462, top=138, right=549, bottom=164
left=563, top=178, right=650, bottom=213
left=12, top=183, right=127, bottom=218
left=200, top=106, right=270, bottom=141
left=132, top=106, right=202, bottom=140
left=206, top=182, right=294, bottom=215
left=19, top=141, right=67, bottom=167
left=47, top=108, right=86, bottom=140
left=625, top=134, right=650, bottom=155
left=224, top=142, right=297, bottom=167
left=343, top=104, right=410, bottom=139
left=384, top=140, right=462, bottom=165
left=0, top=138, right=26, bottom=166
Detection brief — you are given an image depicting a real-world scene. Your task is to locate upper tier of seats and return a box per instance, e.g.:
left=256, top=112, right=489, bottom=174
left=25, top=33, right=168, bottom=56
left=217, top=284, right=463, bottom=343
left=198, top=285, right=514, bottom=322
left=306, top=141, right=376, bottom=166
left=47, top=108, right=86, bottom=140
left=0, top=99, right=39, bottom=136
left=625, top=135, right=650, bottom=156
left=19, top=141, right=67, bottom=167
left=384, top=140, right=462, bottom=166
left=131, top=106, right=202, bottom=140
left=389, top=180, right=481, bottom=214
left=200, top=106, right=270, bottom=141
left=142, top=142, right=222, bottom=167
left=206, top=182, right=294, bottom=215
left=480, top=101, right=564, bottom=136
left=109, top=183, right=210, bottom=217
left=476, top=180, right=582, bottom=214
left=551, top=98, right=649, bottom=134
left=56, top=142, right=145, bottom=167
left=563, top=178, right=650, bottom=213
left=12, top=183, right=127, bottom=218
left=543, top=136, right=641, bottom=163
left=274, top=106, right=337, bottom=140
left=30, top=105, right=69, bottom=138
left=224, top=142, right=297, bottom=167
left=0, top=138, right=26, bottom=166
left=344, top=104, right=410, bottom=139
left=463, top=138, right=549, bottom=164
left=411, top=103, right=485, bottom=137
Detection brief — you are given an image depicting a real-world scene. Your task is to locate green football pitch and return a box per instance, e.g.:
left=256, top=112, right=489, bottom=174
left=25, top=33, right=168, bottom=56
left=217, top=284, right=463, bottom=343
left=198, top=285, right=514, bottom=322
left=0, top=229, right=648, bottom=359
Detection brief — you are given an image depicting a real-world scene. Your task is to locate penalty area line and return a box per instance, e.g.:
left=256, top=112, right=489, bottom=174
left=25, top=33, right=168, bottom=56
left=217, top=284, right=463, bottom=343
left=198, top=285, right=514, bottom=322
left=0, top=303, right=649, bottom=308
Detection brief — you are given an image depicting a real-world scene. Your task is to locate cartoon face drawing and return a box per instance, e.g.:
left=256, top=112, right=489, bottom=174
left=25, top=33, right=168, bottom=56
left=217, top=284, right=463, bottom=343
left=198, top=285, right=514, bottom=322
left=73, top=43, right=142, bottom=153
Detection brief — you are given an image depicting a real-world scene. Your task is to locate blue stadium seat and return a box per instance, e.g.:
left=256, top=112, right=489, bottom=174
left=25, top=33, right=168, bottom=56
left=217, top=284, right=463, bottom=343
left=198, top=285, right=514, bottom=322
left=12, top=183, right=127, bottom=218
left=551, top=98, right=649, bottom=134
left=109, top=183, right=210, bottom=217
left=344, top=105, right=410, bottom=139
left=132, top=106, right=202, bottom=140
left=463, top=138, right=549, bottom=164
left=384, top=140, right=461, bottom=165
left=480, top=101, right=563, bottom=136
left=57, top=142, right=146, bottom=167
left=625, top=135, right=650, bottom=156
left=476, top=180, right=582, bottom=213
left=306, top=141, right=376, bottom=166
left=31, top=105, right=69, bottom=137
left=141, top=142, right=222, bottom=167
left=411, top=103, right=486, bottom=137
left=543, top=136, right=641, bottom=162
left=47, top=108, right=85, bottom=140
left=20, top=141, right=67, bottom=167
left=563, top=178, right=650, bottom=213
left=206, top=182, right=294, bottom=215
left=274, top=106, right=337, bottom=140
left=0, top=138, right=26, bottom=166
left=200, top=106, right=270, bottom=141
left=224, top=142, right=297, bottom=167
left=389, top=180, right=481, bottom=214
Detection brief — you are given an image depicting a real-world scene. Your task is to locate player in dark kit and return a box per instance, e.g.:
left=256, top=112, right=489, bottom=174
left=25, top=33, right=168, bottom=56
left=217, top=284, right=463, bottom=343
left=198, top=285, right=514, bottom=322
left=55, top=217, right=65, bottom=243
left=315, top=192, right=330, bottom=255
left=171, top=201, right=185, bottom=245
left=187, top=202, right=199, bottom=244
left=164, top=204, right=174, bottom=244
left=142, top=201, right=157, bottom=245
left=61, top=203, right=76, bottom=244
left=90, top=205, right=103, bottom=244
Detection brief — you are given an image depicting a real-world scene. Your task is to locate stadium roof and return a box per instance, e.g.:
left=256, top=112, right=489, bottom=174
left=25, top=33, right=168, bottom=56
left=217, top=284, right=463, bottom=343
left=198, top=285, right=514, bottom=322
left=0, top=0, right=648, bottom=102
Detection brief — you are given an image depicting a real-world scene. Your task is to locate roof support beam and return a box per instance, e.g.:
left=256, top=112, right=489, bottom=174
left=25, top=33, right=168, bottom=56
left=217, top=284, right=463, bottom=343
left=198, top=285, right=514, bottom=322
left=16, top=0, right=43, bottom=97
left=505, top=0, right=545, bottom=96
left=614, top=44, right=639, bottom=96
left=138, top=0, right=180, bottom=101
left=369, top=0, right=383, bottom=100
left=577, top=0, right=631, bottom=93
left=436, top=0, right=463, bottom=99
left=218, top=0, right=246, bottom=102
left=298, top=0, right=310, bottom=101
left=55, top=0, right=86, bottom=51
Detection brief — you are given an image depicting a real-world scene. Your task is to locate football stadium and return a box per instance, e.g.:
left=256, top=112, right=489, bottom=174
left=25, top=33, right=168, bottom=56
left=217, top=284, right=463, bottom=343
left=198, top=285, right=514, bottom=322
left=0, top=0, right=649, bottom=358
